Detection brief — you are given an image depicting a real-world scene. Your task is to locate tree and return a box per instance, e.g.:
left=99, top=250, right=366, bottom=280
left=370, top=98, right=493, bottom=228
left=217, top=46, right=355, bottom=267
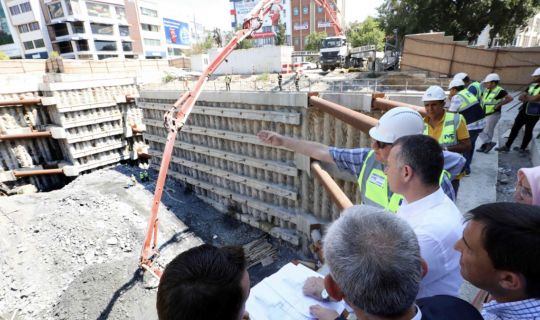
left=189, top=35, right=214, bottom=55
left=275, top=22, right=286, bottom=45
left=348, top=16, right=385, bottom=51
left=304, top=32, right=327, bottom=51
left=0, top=51, right=9, bottom=60
left=377, top=0, right=540, bottom=45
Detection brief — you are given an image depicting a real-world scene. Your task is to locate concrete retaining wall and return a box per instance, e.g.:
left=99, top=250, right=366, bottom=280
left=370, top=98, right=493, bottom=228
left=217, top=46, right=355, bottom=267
left=206, top=46, right=294, bottom=75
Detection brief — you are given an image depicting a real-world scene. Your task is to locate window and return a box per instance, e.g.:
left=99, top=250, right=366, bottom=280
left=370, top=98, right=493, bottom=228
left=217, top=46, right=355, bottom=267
left=65, top=0, right=73, bottom=15
left=23, top=41, right=34, bottom=50
left=94, top=40, right=117, bottom=51
left=34, top=39, right=44, bottom=48
left=87, top=2, right=110, bottom=18
left=141, top=23, right=159, bottom=32
left=293, top=7, right=298, bottom=16
left=57, top=41, right=73, bottom=53
left=317, top=6, right=323, bottom=13
left=91, top=23, right=113, bottom=35
left=48, top=2, right=64, bottom=19
left=293, top=37, right=299, bottom=46
left=9, top=5, right=21, bottom=15
left=119, top=25, right=129, bottom=36
left=97, top=54, right=117, bottom=60
left=76, top=40, right=89, bottom=51
left=122, top=41, right=132, bottom=51
left=19, top=2, right=31, bottom=13
left=140, top=7, right=157, bottom=17
left=303, top=6, right=308, bottom=15
left=18, top=25, right=29, bottom=33
left=115, top=6, right=126, bottom=20
left=53, top=23, right=69, bottom=37
left=262, top=26, right=272, bottom=33
left=29, top=22, right=40, bottom=31
left=72, top=22, right=84, bottom=33
left=143, top=38, right=160, bottom=46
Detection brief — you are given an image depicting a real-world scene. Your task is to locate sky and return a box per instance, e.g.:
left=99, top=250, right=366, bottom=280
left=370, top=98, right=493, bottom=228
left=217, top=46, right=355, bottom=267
left=159, top=0, right=383, bottom=31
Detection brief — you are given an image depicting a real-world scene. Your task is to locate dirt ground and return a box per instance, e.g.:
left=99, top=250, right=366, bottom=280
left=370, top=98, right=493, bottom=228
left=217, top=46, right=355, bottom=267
left=0, top=166, right=303, bottom=320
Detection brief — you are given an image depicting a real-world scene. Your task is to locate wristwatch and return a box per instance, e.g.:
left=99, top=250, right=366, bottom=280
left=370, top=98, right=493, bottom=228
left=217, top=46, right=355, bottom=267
left=321, top=289, right=330, bottom=302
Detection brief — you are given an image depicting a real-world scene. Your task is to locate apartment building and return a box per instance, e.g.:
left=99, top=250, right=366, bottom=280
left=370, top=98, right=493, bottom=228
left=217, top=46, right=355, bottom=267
left=1, top=0, right=52, bottom=58
left=515, top=12, right=540, bottom=47
left=135, top=0, right=165, bottom=58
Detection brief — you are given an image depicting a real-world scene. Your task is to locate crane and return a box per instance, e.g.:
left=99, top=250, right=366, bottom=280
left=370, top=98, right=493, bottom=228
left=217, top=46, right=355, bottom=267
left=313, top=0, right=343, bottom=36
left=139, top=0, right=282, bottom=279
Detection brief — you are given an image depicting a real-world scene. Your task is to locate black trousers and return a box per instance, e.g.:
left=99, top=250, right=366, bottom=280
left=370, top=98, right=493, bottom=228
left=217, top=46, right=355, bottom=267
left=505, top=106, right=540, bottom=150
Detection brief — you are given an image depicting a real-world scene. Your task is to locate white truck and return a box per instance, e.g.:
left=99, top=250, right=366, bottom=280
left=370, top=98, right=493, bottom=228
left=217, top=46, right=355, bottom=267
left=319, top=36, right=375, bottom=71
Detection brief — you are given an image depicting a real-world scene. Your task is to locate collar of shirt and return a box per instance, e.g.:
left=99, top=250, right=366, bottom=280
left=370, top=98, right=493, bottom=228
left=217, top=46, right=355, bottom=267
left=482, top=298, right=540, bottom=319
left=398, top=188, right=446, bottom=218
left=411, top=305, right=422, bottom=320
left=423, top=111, right=446, bottom=129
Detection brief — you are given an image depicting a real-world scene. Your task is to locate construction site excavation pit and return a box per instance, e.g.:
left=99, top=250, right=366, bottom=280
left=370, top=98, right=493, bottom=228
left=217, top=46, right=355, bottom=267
left=0, top=165, right=305, bottom=320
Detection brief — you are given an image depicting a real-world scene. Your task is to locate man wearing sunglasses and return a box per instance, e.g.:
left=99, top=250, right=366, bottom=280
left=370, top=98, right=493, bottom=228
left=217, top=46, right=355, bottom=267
left=257, top=107, right=464, bottom=213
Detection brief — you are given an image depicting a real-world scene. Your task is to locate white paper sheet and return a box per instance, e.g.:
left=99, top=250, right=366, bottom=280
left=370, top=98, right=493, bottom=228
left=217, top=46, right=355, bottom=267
left=246, top=263, right=346, bottom=320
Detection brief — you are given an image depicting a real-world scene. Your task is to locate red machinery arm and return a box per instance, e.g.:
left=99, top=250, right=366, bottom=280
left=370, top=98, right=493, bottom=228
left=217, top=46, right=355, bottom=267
left=139, top=0, right=282, bottom=278
left=313, top=0, right=343, bottom=36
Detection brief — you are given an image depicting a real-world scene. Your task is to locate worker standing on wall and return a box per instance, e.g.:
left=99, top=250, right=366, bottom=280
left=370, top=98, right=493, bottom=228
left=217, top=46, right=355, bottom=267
left=476, top=73, right=513, bottom=153
left=277, top=72, right=282, bottom=91
left=225, top=75, right=232, bottom=91
left=453, top=72, right=483, bottom=100
left=294, top=71, right=300, bottom=91
left=496, top=67, right=540, bottom=154
left=257, top=107, right=464, bottom=213
left=448, top=79, right=485, bottom=175
left=422, top=85, right=471, bottom=195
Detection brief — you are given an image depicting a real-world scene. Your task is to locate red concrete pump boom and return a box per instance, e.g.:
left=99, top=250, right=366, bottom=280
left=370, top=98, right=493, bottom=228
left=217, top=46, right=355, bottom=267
left=139, top=0, right=283, bottom=279
left=313, top=0, right=343, bottom=36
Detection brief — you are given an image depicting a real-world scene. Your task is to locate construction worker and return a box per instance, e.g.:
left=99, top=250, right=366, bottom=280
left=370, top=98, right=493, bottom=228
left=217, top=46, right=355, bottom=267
left=476, top=73, right=513, bottom=153
left=139, top=170, right=149, bottom=182
left=277, top=72, right=283, bottom=91
left=225, top=75, right=231, bottom=91
left=257, top=107, right=464, bottom=213
left=448, top=79, right=485, bottom=175
left=423, top=85, right=471, bottom=195
left=294, top=71, right=300, bottom=91
left=496, top=67, right=540, bottom=154
left=453, top=72, right=483, bottom=100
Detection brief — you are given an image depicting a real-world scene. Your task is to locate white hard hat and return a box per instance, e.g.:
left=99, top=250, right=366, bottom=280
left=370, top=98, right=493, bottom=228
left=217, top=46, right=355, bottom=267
left=448, top=78, right=465, bottom=90
left=453, top=72, right=468, bottom=81
left=482, top=73, right=500, bottom=83
left=369, top=107, right=424, bottom=143
left=422, top=86, right=447, bottom=102
left=532, top=67, right=540, bottom=77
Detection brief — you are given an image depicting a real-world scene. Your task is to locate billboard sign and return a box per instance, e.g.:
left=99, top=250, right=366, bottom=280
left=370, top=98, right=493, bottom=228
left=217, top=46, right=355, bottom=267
left=163, top=18, right=190, bottom=46
left=0, top=3, right=14, bottom=46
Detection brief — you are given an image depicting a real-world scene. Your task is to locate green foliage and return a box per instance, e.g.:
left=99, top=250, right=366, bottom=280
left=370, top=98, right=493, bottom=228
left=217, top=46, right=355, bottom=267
left=190, top=35, right=215, bottom=55
left=275, top=22, right=287, bottom=45
left=162, top=74, right=175, bottom=83
left=0, top=51, right=9, bottom=60
left=236, top=38, right=254, bottom=50
left=256, top=73, right=269, bottom=81
left=304, top=32, right=327, bottom=51
left=377, top=0, right=540, bottom=45
left=348, top=16, right=385, bottom=51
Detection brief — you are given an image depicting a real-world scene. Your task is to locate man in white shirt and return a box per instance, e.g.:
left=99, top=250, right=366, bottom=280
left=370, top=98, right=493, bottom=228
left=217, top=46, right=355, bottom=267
left=385, top=134, right=464, bottom=298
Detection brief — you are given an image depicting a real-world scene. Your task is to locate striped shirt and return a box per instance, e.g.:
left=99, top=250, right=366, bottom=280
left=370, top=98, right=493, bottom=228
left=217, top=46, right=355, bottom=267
left=328, top=147, right=463, bottom=202
left=482, top=299, right=540, bottom=319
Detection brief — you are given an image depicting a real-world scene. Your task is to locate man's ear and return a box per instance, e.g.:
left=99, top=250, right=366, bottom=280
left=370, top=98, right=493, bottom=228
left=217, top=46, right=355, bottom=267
left=420, top=258, right=429, bottom=278
left=403, top=165, right=414, bottom=182
left=497, top=271, right=526, bottom=292
left=324, top=275, right=344, bottom=301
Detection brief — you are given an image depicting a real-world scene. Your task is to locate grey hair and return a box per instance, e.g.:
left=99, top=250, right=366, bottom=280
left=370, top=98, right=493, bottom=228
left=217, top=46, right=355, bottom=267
left=323, top=205, right=421, bottom=317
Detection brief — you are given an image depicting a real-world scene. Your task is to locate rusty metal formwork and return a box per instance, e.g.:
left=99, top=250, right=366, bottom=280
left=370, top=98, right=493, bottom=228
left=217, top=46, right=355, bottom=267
left=139, top=90, right=380, bottom=246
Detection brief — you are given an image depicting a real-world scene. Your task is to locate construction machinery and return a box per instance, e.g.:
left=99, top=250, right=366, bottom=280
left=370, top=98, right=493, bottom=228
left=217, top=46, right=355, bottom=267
left=139, top=0, right=282, bottom=279
left=315, top=0, right=376, bottom=71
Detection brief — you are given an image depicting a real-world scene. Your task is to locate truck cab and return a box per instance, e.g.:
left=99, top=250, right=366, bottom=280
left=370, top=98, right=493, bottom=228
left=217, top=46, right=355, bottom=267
left=319, top=36, right=349, bottom=71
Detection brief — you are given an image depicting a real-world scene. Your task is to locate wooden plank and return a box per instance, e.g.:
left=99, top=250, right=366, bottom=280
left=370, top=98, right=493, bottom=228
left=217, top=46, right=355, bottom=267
left=155, top=164, right=299, bottom=223
left=150, top=150, right=297, bottom=200
left=139, top=102, right=301, bottom=124
left=144, top=133, right=298, bottom=176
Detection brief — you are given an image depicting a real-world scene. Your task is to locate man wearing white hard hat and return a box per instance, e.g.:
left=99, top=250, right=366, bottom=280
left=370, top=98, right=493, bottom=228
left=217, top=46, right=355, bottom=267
left=448, top=79, right=485, bottom=175
left=477, top=73, right=513, bottom=153
left=453, top=72, right=483, bottom=100
left=496, top=67, right=540, bottom=153
left=423, top=85, right=471, bottom=195
left=257, top=107, right=464, bottom=213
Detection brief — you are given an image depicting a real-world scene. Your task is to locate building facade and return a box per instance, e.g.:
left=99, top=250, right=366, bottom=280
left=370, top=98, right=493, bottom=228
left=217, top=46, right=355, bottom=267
left=135, top=0, right=165, bottom=58
left=514, top=12, right=540, bottom=47
left=2, top=0, right=52, bottom=58
left=229, top=0, right=292, bottom=47
left=290, top=0, right=343, bottom=51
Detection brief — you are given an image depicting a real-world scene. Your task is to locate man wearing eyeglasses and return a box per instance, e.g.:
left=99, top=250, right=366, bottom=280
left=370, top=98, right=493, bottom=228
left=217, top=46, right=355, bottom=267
left=257, top=107, right=465, bottom=213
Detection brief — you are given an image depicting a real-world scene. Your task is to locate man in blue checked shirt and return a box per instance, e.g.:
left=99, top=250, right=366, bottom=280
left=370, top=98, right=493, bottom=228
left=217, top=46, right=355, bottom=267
left=455, top=202, right=540, bottom=320
left=258, top=107, right=465, bottom=213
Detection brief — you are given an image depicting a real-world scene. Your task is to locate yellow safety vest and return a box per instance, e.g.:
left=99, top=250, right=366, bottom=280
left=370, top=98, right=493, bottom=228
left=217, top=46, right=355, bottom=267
left=526, top=83, right=540, bottom=116
left=424, top=112, right=462, bottom=148
left=469, top=81, right=483, bottom=100
left=357, top=151, right=452, bottom=213
left=481, top=86, right=504, bottom=115
left=456, top=89, right=484, bottom=125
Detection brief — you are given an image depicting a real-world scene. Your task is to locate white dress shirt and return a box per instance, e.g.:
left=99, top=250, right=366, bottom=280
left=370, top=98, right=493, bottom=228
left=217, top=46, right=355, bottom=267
left=397, top=188, right=464, bottom=298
